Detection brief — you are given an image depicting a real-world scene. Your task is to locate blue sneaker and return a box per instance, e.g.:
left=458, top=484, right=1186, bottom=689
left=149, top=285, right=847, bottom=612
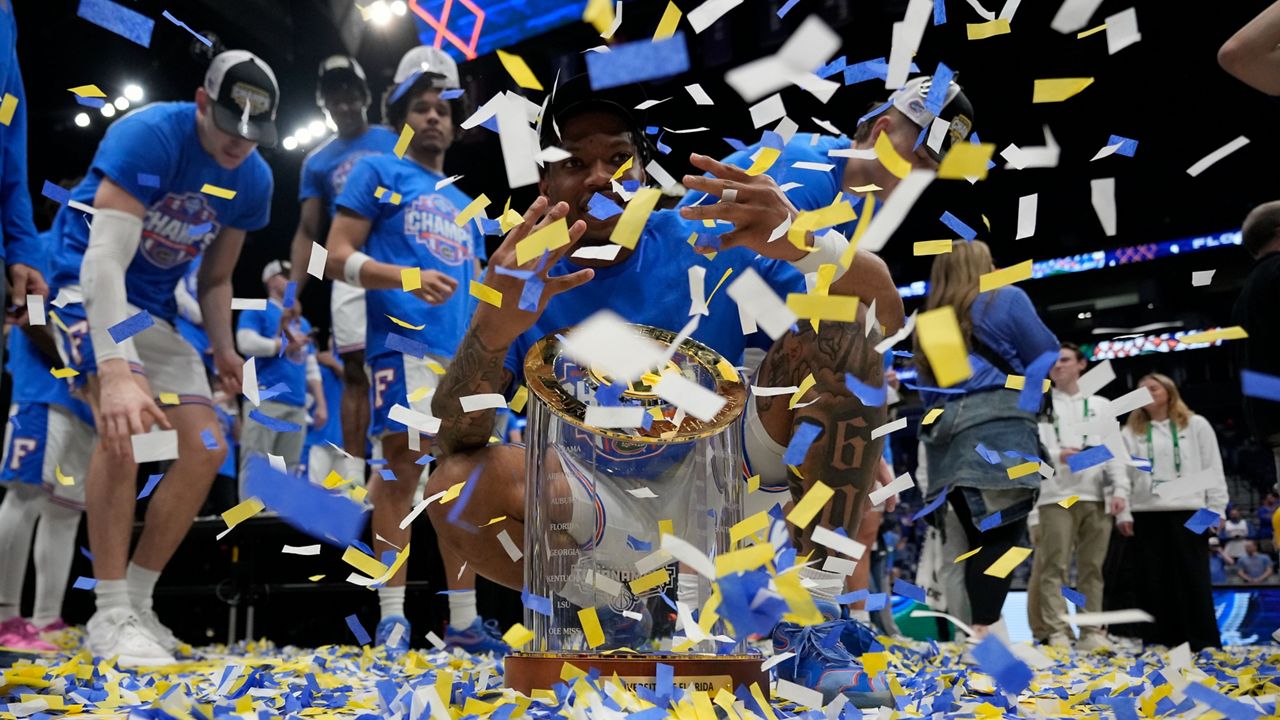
left=771, top=620, right=892, bottom=708
left=444, top=618, right=511, bottom=657
left=595, top=605, right=653, bottom=651
left=375, top=616, right=411, bottom=658
left=840, top=617, right=879, bottom=656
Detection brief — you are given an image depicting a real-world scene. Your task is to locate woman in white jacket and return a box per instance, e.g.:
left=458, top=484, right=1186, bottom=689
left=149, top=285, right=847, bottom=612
left=1116, top=373, right=1228, bottom=650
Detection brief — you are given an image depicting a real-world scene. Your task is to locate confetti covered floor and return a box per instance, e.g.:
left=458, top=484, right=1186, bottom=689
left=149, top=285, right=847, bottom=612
left=3, top=628, right=1278, bottom=718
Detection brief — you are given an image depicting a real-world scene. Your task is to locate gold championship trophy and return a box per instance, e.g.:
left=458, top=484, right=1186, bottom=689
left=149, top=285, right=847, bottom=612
left=504, top=324, right=768, bottom=694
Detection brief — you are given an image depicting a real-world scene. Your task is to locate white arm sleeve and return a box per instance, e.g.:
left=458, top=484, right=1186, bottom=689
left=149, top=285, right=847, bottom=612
left=236, top=328, right=280, bottom=357
left=305, top=351, right=321, bottom=383
left=790, top=229, right=850, bottom=276
left=81, top=209, right=145, bottom=364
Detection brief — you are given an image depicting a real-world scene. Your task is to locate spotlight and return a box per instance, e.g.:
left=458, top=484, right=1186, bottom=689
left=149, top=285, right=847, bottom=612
left=296, top=128, right=312, bottom=144
left=114, top=97, right=129, bottom=110
left=283, top=136, right=299, bottom=151
left=368, top=0, right=392, bottom=25
left=100, top=103, right=116, bottom=118
left=390, top=0, right=407, bottom=15
left=123, top=84, right=144, bottom=102
left=74, top=112, right=91, bottom=127
left=308, top=119, right=326, bottom=137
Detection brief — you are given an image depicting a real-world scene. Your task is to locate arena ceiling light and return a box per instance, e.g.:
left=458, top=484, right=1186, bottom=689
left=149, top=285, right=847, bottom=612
left=74, top=112, right=91, bottom=127
left=282, top=136, right=298, bottom=151
left=113, top=97, right=129, bottom=110
left=123, top=84, right=144, bottom=102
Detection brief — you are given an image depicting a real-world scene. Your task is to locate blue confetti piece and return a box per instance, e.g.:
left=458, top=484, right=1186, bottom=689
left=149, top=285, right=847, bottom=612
left=645, top=125, right=660, bottom=135
left=655, top=134, right=671, bottom=155
left=77, top=0, right=155, bottom=47
left=978, top=511, right=1002, bottom=532
left=844, top=57, right=889, bottom=85
left=200, top=429, right=219, bottom=450
left=865, top=592, right=887, bottom=611
left=244, top=456, right=367, bottom=545
left=782, top=421, right=822, bottom=467
left=1243, top=369, right=1280, bottom=402
left=905, top=381, right=967, bottom=395
left=384, top=332, right=429, bottom=358
left=835, top=589, right=869, bottom=604
left=283, top=281, right=297, bottom=310
left=41, top=181, right=70, bottom=206
left=924, top=62, right=954, bottom=115
left=816, top=55, right=847, bottom=79
left=80, top=546, right=94, bottom=561
left=494, top=265, right=534, bottom=280
left=858, top=99, right=894, bottom=127
left=518, top=276, right=544, bottom=312
left=1019, top=349, right=1059, bottom=413
left=939, top=211, right=977, bottom=241
left=73, top=576, right=98, bottom=590
left=137, top=173, right=160, bottom=188
left=911, top=487, right=950, bottom=521
left=258, top=382, right=290, bottom=402
left=1067, top=444, right=1114, bottom=473
left=913, top=123, right=928, bottom=151
left=893, top=579, right=926, bottom=603
left=161, top=10, right=212, bottom=46
left=108, top=310, right=154, bottom=344
left=446, top=464, right=483, bottom=524
left=479, top=217, right=503, bottom=235
left=971, top=635, right=1032, bottom=696
left=777, top=0, right=802, bottom=17
left=1103, top=696, right=1141, bottom=720
left=627, top=535, right=652, bottom=551
left=74, top=95, right=106, bottom=108
left=441, top=88, right=465, bottom=100
left=248, top=409, right=303, bottom=433
left=975, top=443, right=1002, bottom=464
left=587, top=192, right=624, bottom=220
left=415, top=453, right=436, bottom=466
left=1061, top=586, right=1087, bottom=609
left=189, top=221, right=213, bottom=237
left=1106, top=134, right=1138, bottom=157
left=723, top=137, right=747, bottom=152
left=345, top=614, right=371, bottom=645
left=934, top=0, right=946, bottom=24
left=1183, top=683, right=1262, bottom=720
left=655, top=662, right=674, bottom=701
left=594, top=381, right=626, bottom=407
left=379, top=468, right=396, bottom=480
left=1184, top=507, right=1221, bottom=535
left=522, top=589, right=553, bottom=616
left=844, top=373, right=887, bottom=406
left=586, top=33, right=690, bottom=90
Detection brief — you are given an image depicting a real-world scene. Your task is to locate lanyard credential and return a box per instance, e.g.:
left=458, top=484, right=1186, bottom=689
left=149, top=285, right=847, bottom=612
left=1147, top=421, right=1182, bottom=477
left=1053, top=398, right=1089, bottom=446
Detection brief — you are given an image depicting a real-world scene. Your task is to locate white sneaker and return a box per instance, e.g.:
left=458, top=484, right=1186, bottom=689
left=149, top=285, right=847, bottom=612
left=1077, top=632, right=1114, bottom=653
left=87, top=608, right=175, bottom=667
left=1046, top=632, right=1072, bottom=649
left=135, top=607, right=180, bottom=653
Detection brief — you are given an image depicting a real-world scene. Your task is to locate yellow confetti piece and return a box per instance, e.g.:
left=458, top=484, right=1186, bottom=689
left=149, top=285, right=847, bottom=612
left=918, top=305, right=973, bottom=388
left=730, top=511, right=770, bottom=544
left=222, top=497, right=264, bottom=529
left=469, top=280, right=503, bottom=308
left=937, top=142, right=996, bottom=180
left=387, top=314, right=426, bottom=331
left=744, top=146, right=781, bottom=176
left=503, top=622, right=535, bottom=648
left=922, top=407, right=944, bottom=425
left=983, top=546, right=1032, bottom=578
left=454, top=193, right=490, bottom=227
left=979, top=259, right=1034, bottom=292
left=1004, top=375, right=1050, bottom=392
left=440, top=480, right=466, bottom=504
left=200, top=183, right=236, bottom=199
left=393, top=123, right=414, bottom=158
left=559, top=661, right=587, bottom=682
left=914, top=239, right=953, bottom=256
left=1180, top=326, right=1248, bottom=344
left=21, top=694, right=64, bottom=710
left=498, top=207, right=524, bottom=234
left=55, top=465, right=75, bottom=486
left=873, top=131, right=912, bottom=179
left=481, top=515, right=507, bottom=527
left=68, top=84, right=107, bottom=98
left=309, top=574, right=325, bottom=581
left=953, top=546, right=982, bottom=563
left=630, top=568, right=670, bottom=593
left=716, top=543, right=775, bottom=576
left=577, top=607, right=606, bottom=648
left=351, top=485, right=368, bottom=503
left=789, top=372, right=816, bottom=409
left=750, top=683, right=779, bottom=720
left=322, top=470, right=345, bottom=489
left=746, top=473, right=761, bottom=494
left=788, top=200, right=857, bottom=248
left=610, top=187, right=662, bottom=250
left=839, top=192, right=875, bottom=269
left=513, top=217, right=571, bottom=266
left=658, top=519, right=674, bottom=536
left=967, top=18, right=1011, bottom=39
left=786, top=292, right=860, bottom=322
left=0, top=93, right=16, bottom=126
left=851, top=183, right=882, bottom=193
left=654, top=1, right=682, bottom=38
left=786, top=481, right=834, bottom=529
left=1077, top=22, right=1107, bottom=38
left=582, top=0, right=616, bottom=34
left=373, top=185, right=403, bottom=205
left=1007, top=461, right=1040, bottom=479
left=610, top=155, right=634, bottom=181
left=343, top=545, right=390, bottom=578
left=426, top=359, right=447, bottom=375
left=1033, top=77, right=1095, bottom=103
left=861, top=651, right=890, bottom=676
left=496, top=49, right=544, bottom=90
left=1058, top=495, right=1080, bottom=509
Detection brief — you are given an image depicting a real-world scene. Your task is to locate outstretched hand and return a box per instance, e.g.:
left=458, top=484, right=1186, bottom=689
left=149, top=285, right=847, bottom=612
left=678, top=153, right=807, bottom=262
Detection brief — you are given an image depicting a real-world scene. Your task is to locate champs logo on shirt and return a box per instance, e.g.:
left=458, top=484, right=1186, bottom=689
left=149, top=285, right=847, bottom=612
left=329, top=151, right=381, bottom=199
left=404, top=194, right=476, bottom=267
left=139, top=192, right=220, bottom=269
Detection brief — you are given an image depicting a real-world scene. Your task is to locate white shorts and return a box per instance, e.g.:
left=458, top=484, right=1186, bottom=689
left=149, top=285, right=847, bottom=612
left=331, top=280, right=367, bottom=355
left=1, top=404, right=94, bottom=510
left=742, top=393, right=791, bottom=517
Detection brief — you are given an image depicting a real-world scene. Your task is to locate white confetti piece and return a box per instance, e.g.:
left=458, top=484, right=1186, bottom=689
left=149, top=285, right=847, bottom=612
left=497, top=529, right=523, bottom=562
left=459, top=393, right=507, bottom=412
left=1051, top=0, right=1105, bottom=33
left=874, top=311, right=917, bottom=355
left=811, top=525, right=866, bottom=559
left=685, top=83, right=713, bottom=105
left=859, top=170, right=936, bottom=252
left=131, top=429, right=179, bottom=463
left=434, top=174, right=463, bottom=190
left=1076, top=359, right=1115, bottom=398
left=425, top=630, right=446, bottom=650
left=868, top=471, right=914, bottom=505
left=870, top=417, right=908, bottom=440
left=561, top=310, right=667, bottom=383
left=584, top=405, right=647, bottom=428
left=1104, top=7, right=1141, bottom=54
left=571, top=244, right=623, bottom=262
left=762, top=651, right=796, bottom=670
left=887, top=0, right=932, bottom=89
left=282, top=544, right=321, bottom=555
left=231, top=298, right=267, bottom=311
left=653, top=371, right=726, bottom=422
left=25, top=295, right=45, bottom=326
left=1191, top=270, right=1215, bottom=287
left=687, top=0, right=742, bottom=33
left=307, top=242, right=327, bottom=279
left=388, top=404, right=442, bottom=435
left=1108, top=386, right=1154, bottom=416
left=775, top=679, right=824, bottom=709
left=727, top=268, right=798, bottom=340
left=1187, top=136, right=1249, bottom=177
left=1065, top=609, right=1154, bottom=626
left=1090, top=177, right=1117, bottom=236
left=749, top=94, right=786, bottom=128
left=688, top=265, right=708, bottom=317
left=661, top=532, right=716, bottom=579
left=1016, top=194, right=1038, bottom=240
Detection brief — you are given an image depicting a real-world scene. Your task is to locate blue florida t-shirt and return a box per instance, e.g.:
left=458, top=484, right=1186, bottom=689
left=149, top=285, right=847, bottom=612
left=300, top=126, right=399, bottom=217
left=306, top=362, right=345, bottom=448
left=50, top=102, right=273, bottom=323
left=336, top=154, right=487, bottom=362
left=506, top=210, right=805, bottom=383
left=237, top=300, right=315, bottom=407
left=6, top=328, right=94, bottom=426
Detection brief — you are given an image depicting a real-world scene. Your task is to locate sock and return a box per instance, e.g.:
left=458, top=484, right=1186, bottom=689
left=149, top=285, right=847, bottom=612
left=447, top=589, right=477, bottom=629
left=0, top=486, right=40, bottom=622
left=677, top=572, right=700, bottom=608
left=379, top=586, right=406, bottom=620
left=342, top=456, right=367, bottom=487
left=94, top=579, right=131, bottom=613
left=126, top=562, right=161, bottom=612
left=31, top=500, right=80, bottom=627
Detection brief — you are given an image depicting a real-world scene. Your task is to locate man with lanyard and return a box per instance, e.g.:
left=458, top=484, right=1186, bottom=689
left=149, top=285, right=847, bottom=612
left=323, top=45, right=490, bottom=656
left=1029, top=342, right=1128, bottom=650
left=48, top=50, right=276, bottom=665
left=425, top=75, right=951, bottom=704
left=287, top=55, right=399, bottom=485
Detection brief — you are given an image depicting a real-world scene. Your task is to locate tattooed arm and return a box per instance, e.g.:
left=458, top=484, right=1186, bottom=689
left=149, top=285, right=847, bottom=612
left=432, top=328, right=516, bottom=455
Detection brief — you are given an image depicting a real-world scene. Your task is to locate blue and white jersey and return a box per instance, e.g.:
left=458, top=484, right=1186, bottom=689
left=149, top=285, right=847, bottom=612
left=300, top=125, right=398, bottom=217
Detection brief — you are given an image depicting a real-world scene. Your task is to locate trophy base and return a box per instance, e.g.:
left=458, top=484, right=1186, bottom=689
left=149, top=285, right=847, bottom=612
left=504, top=652, right=769, bottom=696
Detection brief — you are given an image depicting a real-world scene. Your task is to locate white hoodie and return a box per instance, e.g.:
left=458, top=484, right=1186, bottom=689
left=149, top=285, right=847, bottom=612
left=1036, top=389, right=1130, bottom=507
left=1118, top=415, right=1229, bottom=519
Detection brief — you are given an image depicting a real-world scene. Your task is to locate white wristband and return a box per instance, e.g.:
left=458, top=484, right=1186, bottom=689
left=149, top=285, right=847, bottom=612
left=343, top=251, right=372, bottom=287
left=790, top=229, right=849, bottom=276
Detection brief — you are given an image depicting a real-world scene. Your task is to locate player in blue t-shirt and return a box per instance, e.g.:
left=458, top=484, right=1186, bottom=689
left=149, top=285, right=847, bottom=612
left=324, top=45, right=487, bottom=655
left=287, top=55, right=399, bottom=487
left=235, top=260, right=325, bottom=487
left=46, top=50, right=278, bottom=667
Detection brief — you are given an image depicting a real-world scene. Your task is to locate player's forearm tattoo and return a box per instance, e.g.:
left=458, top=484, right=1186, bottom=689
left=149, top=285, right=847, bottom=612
left=431, top=328, right=513, bottom=456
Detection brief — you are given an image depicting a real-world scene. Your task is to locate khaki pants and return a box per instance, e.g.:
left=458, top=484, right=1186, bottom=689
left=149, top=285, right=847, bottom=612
left=1031, top=500, right=1112, bottom=637
left=1027, top=524, right=1048, bottom=641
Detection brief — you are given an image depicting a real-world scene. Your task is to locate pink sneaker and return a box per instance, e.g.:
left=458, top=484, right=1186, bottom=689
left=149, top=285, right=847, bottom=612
left=37, top=618, right=68, bottom=633
left=0, top=617, right=57, bottom=652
